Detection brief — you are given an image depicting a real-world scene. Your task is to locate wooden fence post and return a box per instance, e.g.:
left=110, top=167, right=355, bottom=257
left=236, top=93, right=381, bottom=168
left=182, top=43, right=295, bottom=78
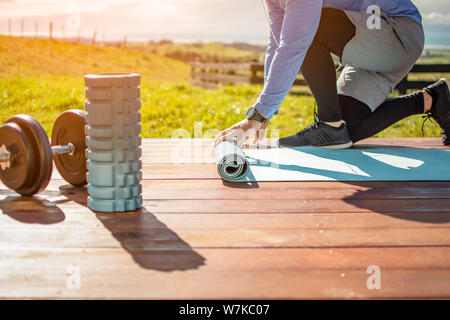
left=8, top=18, right=11, bottom=36
left=34, top=21, right=38, bottom=38
left=20, top=19, right=24, bottom=37
left=190, top=61, right=450, bottom=95
left=92, top=30, right=97, bottom=45
left=49, top=22, right=53, bottom=39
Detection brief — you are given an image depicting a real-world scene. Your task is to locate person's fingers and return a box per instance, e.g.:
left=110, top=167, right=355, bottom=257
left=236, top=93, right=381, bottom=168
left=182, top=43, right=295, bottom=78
left=258, top=121, right=270, bottom=143
left=214, top=128, right=232, bottom=146
left=253, top=126, right=266, bottom=144
left=237, top=134, right=247, bottom=147
left=259, top=128, right=267, bottom=141
left=216, top=129, right=228, bottom=139
left=253, top=129, right=260, bottom=144
left=227, top=129, right=247, bottom=147
left=215, top=129, right=240, bottom=146
left=215, top=126, right=255, bottom=148
left=214, top=133, right=229, bottom=146
left=237, top=127, right=252, bottom=147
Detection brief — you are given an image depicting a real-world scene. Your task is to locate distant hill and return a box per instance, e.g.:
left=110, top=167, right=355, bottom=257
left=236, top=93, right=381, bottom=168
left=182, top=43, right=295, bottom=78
left=419, top=49, right=450, bottom=64
left=130, top=41, right=263, bottom=63
left=0, top=35, right=189, bottom=82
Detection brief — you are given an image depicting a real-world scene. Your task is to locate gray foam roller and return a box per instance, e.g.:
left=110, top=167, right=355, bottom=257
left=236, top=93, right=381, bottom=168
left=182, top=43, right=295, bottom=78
left=85, top=124, right=142, bottom=139
left=84, top=73, right=143, bottom=213
left=87, top=196, right=143, bottom=213
left=84, top=73, right=141, bottom=88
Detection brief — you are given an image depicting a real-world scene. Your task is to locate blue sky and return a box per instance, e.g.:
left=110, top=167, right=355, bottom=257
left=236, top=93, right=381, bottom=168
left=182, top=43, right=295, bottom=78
left=0, top=0, right=449, bottom=46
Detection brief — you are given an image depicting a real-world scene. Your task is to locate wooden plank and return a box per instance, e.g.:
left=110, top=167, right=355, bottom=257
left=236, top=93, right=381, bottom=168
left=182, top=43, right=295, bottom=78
left=190, top=61, right=252, bottom=72
left=2, top=247, right=450, bottom=272
left=1, top=248, right=449, bottom=299
left=143, top=179, right=450, bottom=189
left=150, top=212, right=450, bottom=229
left=20, top=183, right=450, bottom=213
left=250, top=76, right=308, bottom=86
left=191, top=78, right=220, bottom=89
left=6, top=179, right=449, bottom=198
left=411, top=64, right=450, bottom=73
left=139, top=164, right=218, bottom=179
left=61, top=180, right=450, bottom=200
left=1, top=269, right=448, bottom=299
left=1, top=224, right=449, bottom=249
left=144, top=199, right=450, bottom=214
left=250, top=64, right=265, bottom=73
left=139, top=180, right=450, bottom=200
left=1, top=208, right=449, bottom=231
left=23, top=177, right=450, bottom=190
left=399, top=80, right=436, bottom=91
left=192, top=71, right=250, bottom=84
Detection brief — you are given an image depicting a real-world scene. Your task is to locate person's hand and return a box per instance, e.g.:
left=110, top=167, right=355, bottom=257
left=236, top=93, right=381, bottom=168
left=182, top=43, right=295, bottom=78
left=253, top=119, right=270, bottom=144
left=214, top=118, right=270, bottom=147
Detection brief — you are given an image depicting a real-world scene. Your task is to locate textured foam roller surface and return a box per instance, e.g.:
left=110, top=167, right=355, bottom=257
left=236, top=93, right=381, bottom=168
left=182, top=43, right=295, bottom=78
left=84, top=73, right=141, bottom=88
left=86, top=136, right=141, bottom=150
left=87, top=196, right=143, bottom=213
left=84, top=73, right=142, bottom=213
left=85, top=124, right=142, bottom=139
left=85, top=87, right=141, bottom=101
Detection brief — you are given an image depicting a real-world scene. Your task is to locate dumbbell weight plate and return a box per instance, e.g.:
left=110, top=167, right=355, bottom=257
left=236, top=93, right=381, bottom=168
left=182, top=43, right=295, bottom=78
left=6, top=115, right=53, bottom=196
left=51, top=110, right=88, bottom=186
left=0, top=123, right=33, bottom=192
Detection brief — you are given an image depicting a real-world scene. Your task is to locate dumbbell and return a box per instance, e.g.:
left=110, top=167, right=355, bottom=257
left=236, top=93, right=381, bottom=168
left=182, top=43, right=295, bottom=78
left=0, top=110, right=87, bottom=197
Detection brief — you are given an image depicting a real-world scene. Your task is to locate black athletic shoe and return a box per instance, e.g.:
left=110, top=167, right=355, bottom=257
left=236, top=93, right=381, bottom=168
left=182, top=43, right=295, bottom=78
left=423, top=78, right=450, bottom=146
left=278, top=121, right=353, bottom=149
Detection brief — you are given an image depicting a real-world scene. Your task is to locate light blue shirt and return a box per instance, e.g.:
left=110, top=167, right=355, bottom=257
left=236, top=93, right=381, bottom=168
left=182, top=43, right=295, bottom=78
left=254, top=0, right=422, bottom=119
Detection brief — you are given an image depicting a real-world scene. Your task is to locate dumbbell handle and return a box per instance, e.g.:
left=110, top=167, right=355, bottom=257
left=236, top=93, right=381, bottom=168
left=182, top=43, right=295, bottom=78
left=52, top=143, right=75, bottom=156
left=0, top=143, right=75, bottom=164
left=0, top=150, right=11, bottom=162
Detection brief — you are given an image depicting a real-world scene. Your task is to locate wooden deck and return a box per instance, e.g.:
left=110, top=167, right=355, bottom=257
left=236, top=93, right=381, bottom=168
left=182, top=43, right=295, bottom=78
left=1, top=138, right=450, bottom=299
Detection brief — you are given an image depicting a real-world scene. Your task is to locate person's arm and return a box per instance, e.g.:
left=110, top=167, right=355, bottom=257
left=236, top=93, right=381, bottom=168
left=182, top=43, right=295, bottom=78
left=254, top=0, right=323, bottom=119
left=214, top=0, right=323, bottom=147
left=263, top=0, right=283, bottom=83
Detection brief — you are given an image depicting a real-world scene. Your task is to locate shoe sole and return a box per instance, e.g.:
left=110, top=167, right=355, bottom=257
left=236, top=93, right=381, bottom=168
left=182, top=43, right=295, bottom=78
left=320, top=141, right=354, bottom=150
left=278, top=141, right=353, bottom=149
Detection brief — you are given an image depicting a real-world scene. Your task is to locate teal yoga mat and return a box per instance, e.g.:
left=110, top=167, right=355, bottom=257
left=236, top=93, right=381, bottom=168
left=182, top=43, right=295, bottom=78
left=215, top=142, right=249, bottom=181
left=214, top=142, right=450, bottom=182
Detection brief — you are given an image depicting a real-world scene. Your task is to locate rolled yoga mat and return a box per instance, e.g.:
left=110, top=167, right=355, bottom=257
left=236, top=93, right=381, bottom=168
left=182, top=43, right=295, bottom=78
left=215, top=142, right=249, bottom=182
left=214, top=143, right=450, bottom=182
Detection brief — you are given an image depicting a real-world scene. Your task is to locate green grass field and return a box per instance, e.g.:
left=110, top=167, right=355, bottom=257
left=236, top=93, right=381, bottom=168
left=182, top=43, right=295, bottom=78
left=0, top=35, right=447, bottom=139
